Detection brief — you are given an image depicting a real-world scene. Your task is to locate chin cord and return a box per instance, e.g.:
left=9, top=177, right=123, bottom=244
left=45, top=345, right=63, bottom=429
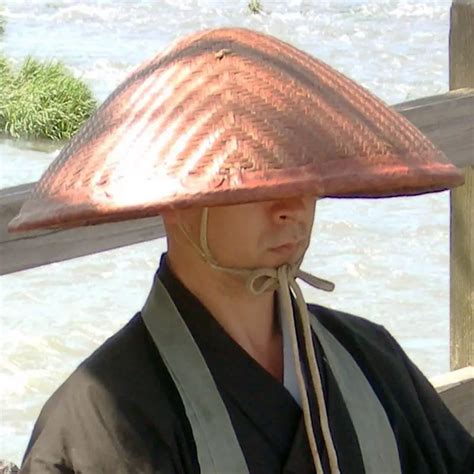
left=178, top=208, right=340, bottom=474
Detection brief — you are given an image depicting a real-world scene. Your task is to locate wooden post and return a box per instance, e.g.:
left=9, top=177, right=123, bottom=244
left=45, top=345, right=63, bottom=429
left=449, top=0, right=474, bottom=369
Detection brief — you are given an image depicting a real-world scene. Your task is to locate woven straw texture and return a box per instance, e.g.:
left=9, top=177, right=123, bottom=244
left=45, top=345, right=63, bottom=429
left=9, top=27, right=464, bottom=232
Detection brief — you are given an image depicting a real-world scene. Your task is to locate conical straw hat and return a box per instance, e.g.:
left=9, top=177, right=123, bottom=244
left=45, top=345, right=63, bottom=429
left=9, top=27, right=463, bottom=233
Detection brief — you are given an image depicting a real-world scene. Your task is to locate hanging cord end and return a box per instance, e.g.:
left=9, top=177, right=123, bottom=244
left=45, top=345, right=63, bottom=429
left=297, top=269, right=335, bottom=292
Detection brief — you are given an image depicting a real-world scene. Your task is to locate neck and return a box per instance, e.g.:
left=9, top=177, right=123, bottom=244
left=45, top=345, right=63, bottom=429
left=165, top=250, right=283, bottom=381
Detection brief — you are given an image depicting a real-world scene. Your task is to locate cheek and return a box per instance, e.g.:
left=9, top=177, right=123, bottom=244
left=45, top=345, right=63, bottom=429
left=206, top=208, right=265, bottom=266
left=304, top=199, right=317, bottom=232
left=174, top=208, right=202, bottom=239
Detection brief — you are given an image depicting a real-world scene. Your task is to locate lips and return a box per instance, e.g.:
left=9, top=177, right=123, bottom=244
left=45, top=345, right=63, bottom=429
left=270, top=241, right=301, bottom=252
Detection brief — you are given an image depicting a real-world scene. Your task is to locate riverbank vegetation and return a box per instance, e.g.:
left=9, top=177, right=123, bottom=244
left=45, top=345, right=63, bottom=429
left=0, top=56, right=97, bottom=141
left=248, top=0, right=263, bottom=14
left=0, top=6, right=5, bottom=36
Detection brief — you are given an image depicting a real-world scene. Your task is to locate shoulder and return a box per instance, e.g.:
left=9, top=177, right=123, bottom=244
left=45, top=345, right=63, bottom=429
left=306, top=302, right=413, bottom=396
left=40, top=313, right=155, bottom=404
left=42, top=312, right=174, bottom=416
left=306, top=302, right=429, bottom=387
left=78, top=312, right=157, bottom=384
left=306, top=302, right=414, bottom=397
left=307, top=302, right=391, bottom=351
left=22, top=313, right=182, bottom=472
left=308, top=302, right=383, bottom=330
left=30, top=313, right=156, bottom=430
left=307, top=303, right=474, bottom=471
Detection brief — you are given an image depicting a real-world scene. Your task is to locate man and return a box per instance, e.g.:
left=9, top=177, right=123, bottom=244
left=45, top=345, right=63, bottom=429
left=10, top=28, right=473, bottom=473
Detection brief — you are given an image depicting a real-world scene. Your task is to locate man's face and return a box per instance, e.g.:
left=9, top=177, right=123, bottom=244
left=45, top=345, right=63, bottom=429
left=166, top=196, right=317, bottom=270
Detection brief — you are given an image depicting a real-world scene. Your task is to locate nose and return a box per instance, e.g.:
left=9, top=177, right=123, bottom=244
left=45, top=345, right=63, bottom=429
left=270, top=197, right=308, bottom=223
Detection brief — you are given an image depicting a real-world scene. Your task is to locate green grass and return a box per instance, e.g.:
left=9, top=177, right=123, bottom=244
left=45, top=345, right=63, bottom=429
left=248, top=0, right=263, bottom=14
left=0, top=6, right=5, bottom=36
left=0, top=56, right=97, bottom=141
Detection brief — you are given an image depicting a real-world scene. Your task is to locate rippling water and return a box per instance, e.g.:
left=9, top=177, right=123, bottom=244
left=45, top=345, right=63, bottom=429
left=0, top=0, right=454, bottom=465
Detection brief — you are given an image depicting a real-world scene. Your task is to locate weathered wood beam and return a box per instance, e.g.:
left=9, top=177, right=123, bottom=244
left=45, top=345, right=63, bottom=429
left=449, top=0, right=474, bottom=370
left=394, top=88, right=474, bottom=169
left=0, top=182, right=166, bottom=275
left=0, top=89, right=473, bottom=275
left=430, top=366, right=474, bottom=435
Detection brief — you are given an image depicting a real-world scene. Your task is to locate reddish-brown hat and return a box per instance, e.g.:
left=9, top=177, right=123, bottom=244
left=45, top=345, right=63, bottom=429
left=8, top=27, right=463, bottom=232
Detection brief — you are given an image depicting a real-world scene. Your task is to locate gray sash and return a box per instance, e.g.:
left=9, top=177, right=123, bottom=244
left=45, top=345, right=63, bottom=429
left=142, top=277, right=401, bottom=473
left=142, top=277, right=249, bottom=474
left=309, top=313, right=401, bottom=474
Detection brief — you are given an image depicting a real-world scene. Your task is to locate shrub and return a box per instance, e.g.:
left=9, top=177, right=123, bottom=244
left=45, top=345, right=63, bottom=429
left=0, top=56, right=97, bottom=141
left=0, top=6, right=5, bottom=36
left=248, top=0, right=263, bottom=14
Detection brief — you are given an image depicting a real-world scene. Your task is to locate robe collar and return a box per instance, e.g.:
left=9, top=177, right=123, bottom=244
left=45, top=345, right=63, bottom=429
left=156, top=254, right=304, bottom=457
left=153, top=254, right=366, bottom=473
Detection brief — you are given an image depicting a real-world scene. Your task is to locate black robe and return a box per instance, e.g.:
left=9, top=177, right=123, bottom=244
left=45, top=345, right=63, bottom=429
left=22, top=257, right=474, bottom=473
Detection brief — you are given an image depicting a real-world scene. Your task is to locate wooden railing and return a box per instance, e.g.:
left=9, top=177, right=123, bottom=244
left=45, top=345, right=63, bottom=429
left=449, top=0, right=474, bottom=373
left=0, top=0, right=472, bottom=434
left=431, top=367, right=474, bottom=435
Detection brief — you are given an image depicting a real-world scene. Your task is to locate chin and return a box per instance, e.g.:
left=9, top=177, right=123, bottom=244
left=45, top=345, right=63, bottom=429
left=263, top=248, right=305, bottom=268
left=233, top=243, right=307, bottom=270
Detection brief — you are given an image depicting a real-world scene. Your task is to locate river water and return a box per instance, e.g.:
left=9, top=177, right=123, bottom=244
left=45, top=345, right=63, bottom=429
left=0, top=0, right=455, bottom=465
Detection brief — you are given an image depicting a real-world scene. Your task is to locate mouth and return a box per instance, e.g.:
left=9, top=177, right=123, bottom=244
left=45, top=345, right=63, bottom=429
left=269, top=241, right=301, bottom=253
